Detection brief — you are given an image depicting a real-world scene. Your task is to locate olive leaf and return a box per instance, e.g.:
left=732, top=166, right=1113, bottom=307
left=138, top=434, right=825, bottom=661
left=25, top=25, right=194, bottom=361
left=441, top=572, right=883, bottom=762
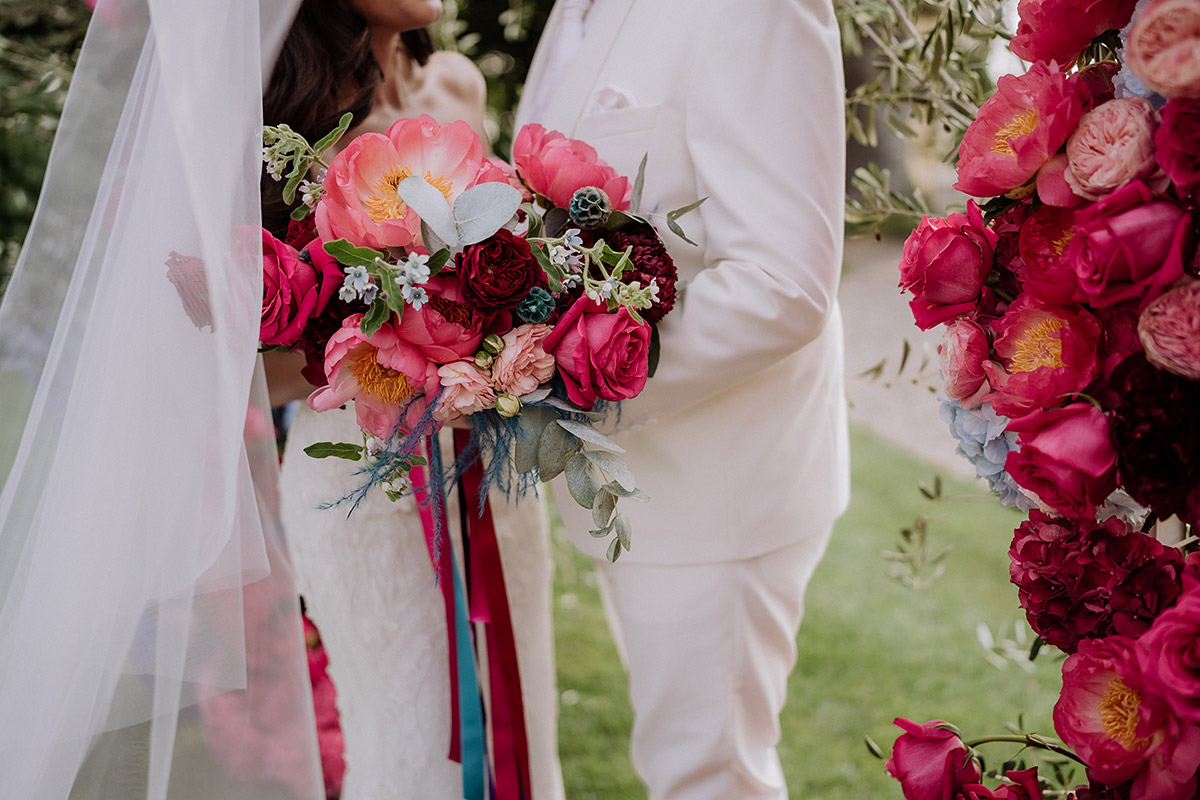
left=665, top=197, right=707, bottom=246
left=303, top=441, right=364, bottom=460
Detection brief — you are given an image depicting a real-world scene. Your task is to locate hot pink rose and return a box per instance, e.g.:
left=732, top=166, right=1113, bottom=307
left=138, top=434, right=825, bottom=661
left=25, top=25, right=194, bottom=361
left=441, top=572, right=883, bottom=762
left=898, top=203, right=999, bottom=330
left=939, top=319, right=991, bottom=406
left=1017, top=205, right=1085, bottom=303
left=1064, top=99, right=1162, bottom=201
left=1156, top=98, right=1200, bottom=193
left=1066, top=181, right=1192, bottom=308
left=1138, top=277, right=1200, bottom=379
left=982, top=296, right=1101, bottom=418
left=1125, top=0, right=1200, bottom=99
left=308, top=315, right=441, bottom=439
left=511, top=124, right=631, bottom=211
left=885, top=718, right=982, bottom=800
left=955, top=62, right=1083, bottom=197
left=395, top=275, right=486, bottom=362
left=1137, top=588, right=1200, bottom=724
left=316, top=114, right=484, bottom=250
left=543, top=298, right=650, bottom=410
left=1010, top=0, right=1137, bottom=65
left=261, top=229, right=330, bottom=347
left=959, top=769, right=1045, bottom=800
left=1004, top=403, right=1118, bottom=518
left=434, top=361, right=496, bottom=423
left=493, top=324, right=556, bottom=396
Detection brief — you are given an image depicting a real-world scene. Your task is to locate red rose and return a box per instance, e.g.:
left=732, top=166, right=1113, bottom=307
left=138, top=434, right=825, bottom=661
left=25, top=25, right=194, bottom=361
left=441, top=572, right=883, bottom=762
left=543, top=297, right=651, bottom=410
left=1005, top=403, right=1118, bottom=518
left=1010, top=0, right=1136, bottom=65
left=899, top=203, right=999, bottom=330
left=959, top=769, right=1045, bottom=800
left=1138, top=589, right=1200, bottom=724
left=1156, top=98, right=1200, bottom=195
left=885, top=718, right=981, bottom=800
left=260, top=229, right=341, bottom=348
left=456, top=228, right=541, bottom=312
left=1066, top=181, right=1192, bottom=309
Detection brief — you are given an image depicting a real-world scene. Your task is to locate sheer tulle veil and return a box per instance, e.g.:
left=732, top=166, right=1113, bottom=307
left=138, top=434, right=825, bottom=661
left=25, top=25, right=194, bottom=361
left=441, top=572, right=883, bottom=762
left=0, top=0, right=323, bottom=797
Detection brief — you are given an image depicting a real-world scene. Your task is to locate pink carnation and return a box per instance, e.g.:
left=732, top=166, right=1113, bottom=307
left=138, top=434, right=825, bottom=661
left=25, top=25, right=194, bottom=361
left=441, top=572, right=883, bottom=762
left=493, top=324, right=556, bottom=397
left=434, top=361, right=496, bottom=423
left=511, top=124, right=631, bottom=210
left=1064, top=98, right=1162, bottom=201
left=1138, top=277, right=1200, bottom=380
left=1125, top=0, right=1200, bottom=99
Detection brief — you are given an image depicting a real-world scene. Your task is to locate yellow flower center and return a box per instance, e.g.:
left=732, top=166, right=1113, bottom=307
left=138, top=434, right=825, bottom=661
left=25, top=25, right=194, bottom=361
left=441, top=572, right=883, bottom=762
left=1099, top=678, right=1151, bottom=752
left=364, top=167, right=455, bottom=223
left=990, top=108, right=1039, bottom=156
left=350, top=348, right=415, bottom=404
left=1009, top=317, right=1066, bottom=373
left=1051, top=228, right=1074, bottom=257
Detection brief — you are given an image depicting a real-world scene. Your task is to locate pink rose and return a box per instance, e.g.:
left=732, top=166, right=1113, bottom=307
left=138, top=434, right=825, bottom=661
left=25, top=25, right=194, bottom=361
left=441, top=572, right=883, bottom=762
left=982, top=296, right=1101, bottom=418
left=543, top=298, right=650, bottom=410
left=959, top=769, right=1045, bottom=800
left=1010, top=0, right=1137, bottom=65
left=1125, top=0, right=1200, bottom=99
left=1017, top=205, right=1085, bottom=303
left=1064, top=99, right=1162, bottom=201
left=1066, top=181, right=1192, bottom=308
left=885, top=718, right=982, bottom=800
left=511, top=124, right=631, bottom=211
left=898, top=203, right=999, bottom=330
left=1137, top=588, right=1200, bottom=724
left=493, top=324, right=556, bottom=397
left=1004, top=403, right=1118, bottom=518
left=260, top=228, right=340, bottom=348
left=1138, top=277, right=1200, bottom=379
left=395, top=275, right=486, bottom=362
left=1156, top=98, right=1200, bottom=194
left=434, top=361, right=496, bottom=423
left=939, top=319, right=991, bottom=407
left=308, top=315, right=441, bottom=439
left=955, top=62, right=1083, bottom=197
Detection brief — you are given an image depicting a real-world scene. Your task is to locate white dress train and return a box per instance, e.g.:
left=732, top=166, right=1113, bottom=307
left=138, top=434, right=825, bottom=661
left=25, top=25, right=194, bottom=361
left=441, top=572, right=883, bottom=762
left=280, top=404, right=564, bottom=799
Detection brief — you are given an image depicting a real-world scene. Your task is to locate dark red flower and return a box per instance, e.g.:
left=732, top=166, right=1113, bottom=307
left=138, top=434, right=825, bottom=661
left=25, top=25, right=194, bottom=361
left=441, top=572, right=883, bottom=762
left=959, top=768, right=1045, bottom=799
left=457, top=228, right=541, bottom=312
left=600, top=223, right=678, bottom=324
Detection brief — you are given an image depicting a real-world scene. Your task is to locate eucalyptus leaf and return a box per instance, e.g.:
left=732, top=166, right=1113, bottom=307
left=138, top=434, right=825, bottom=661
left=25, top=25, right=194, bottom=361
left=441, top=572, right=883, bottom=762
left=614, top=513, right=632, bottom=550
left=420, top=219, right=451, bottom=253
left=513, top=406, right=557, bottom=474
left=520, top=387, right=552, bottom=404
left=556, top=419, right=624, bottom=453
left=312, top=112, right=353, bottom=157
left=537, top=418, right=578, bottom=481
left=359, top=299, right=390, bottom=337
left=604, top=209, right=652, bottom=232
left=398, top=176, right=457, bottom=244
left=582, top=450, right=635, bottom=491
left=606, top=536, right=623, bottom=563
left=592, top=489, right=616, bottom=529
left=565, top=453, right=601, bottom=509
left=323, top=239, right=386, bottom=268
left=589, top=526, right=613, bottom=539
left=630, top=153, right=648, bottom=213
left=453, top=182, right=523, bottom=245
left=601, top=482, right=649, bottom=502
left=303, top=441, right=364, bottom=461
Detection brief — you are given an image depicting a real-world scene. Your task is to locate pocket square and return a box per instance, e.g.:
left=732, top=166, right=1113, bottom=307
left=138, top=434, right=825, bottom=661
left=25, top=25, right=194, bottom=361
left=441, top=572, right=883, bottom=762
left=584, top=85, right=638, bottom=117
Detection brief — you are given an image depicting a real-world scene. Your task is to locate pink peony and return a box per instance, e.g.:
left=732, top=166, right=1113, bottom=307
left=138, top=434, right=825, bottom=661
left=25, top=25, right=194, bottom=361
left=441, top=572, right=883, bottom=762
left=543, top=298, right=650, bottom=410
left=939, top=319, right=991, bottom=407
left=1004, top=403, right=1118, bottom=519
left=492, top=324, right=556, bottom=397
left=1017, top=205, right=1085, bottom=303
left=395, top=274, right=487, bottom=363
left=316, top=114, right=484, bottom=250
left=1055, top=636, right=1200, bottom=800
left=1125, top=0, right=1200, bottom=99
left=1137, top=277, right=1200, bottom=379
left=982, top=296, right=1101, bottom=418
left=885, top=718, right=982, bottom=800
left=1137, top=588, right=1200, bottom=725
left=260, top=228, right=341, bottom=348
left=511, top=124, right=631, bottom=211
left=476, top=157, right=533, bottom=203
left=1036, top=153, right=1086, bottom=207
left=433, top=360, right=496, bottom=423
left=955, top=62, right=1083, bottom=197
left=898, top=203, right=999, bottom=330
left=303, top=616, right=345, bottom=799
left=1155, top=98, right=1200, bottom=193
left=1064, top=99, right=1162, bottom=201
left=308, top=315, right=441, bottom=439
left=1066, top=181, right=1192, bottom=308
left=1010, top=0, right=1137, bottom=65
left=959, top=769, right=1045, bottom=800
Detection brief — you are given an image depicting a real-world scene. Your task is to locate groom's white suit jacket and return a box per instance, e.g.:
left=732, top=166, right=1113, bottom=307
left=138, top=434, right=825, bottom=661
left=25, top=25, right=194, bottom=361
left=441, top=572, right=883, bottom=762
left=518, top=0, right=851, bottom=565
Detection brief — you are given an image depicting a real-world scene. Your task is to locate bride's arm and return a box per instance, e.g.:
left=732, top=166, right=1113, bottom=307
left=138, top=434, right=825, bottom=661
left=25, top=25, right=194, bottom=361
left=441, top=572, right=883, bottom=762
left=263, top=350, right=313, bottom=406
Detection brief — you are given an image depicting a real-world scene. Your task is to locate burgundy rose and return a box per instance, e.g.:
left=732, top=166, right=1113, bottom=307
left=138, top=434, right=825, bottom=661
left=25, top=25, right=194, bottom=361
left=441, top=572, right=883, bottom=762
left=457, top=228, right=541, bottom=312
left=1017, top=205, right=1085, bottom=304
left=1004, top=403, right=1118, bottom=518
left=1075, top=62, right=1120, bottom=113
left=1066, top=181, right=1192, bottom=309
left=543, top=297, right=651, bottom=410
left=899, top=203, right=999, bottom=330
left=260, top=230, right=342, bottom=348
left=959, top=769, right=1045, bottom=800
left=285, top=213, right=318, bottom=250
left=885, top=718, right=981, bottom=800
left=600, top=223, right=678, bottom=324
left=1137, top=588, right=1200, bottom=724
left=1156, top=99, right=1200, bottom=194
left=1010, top=0, right=1136, bottom=65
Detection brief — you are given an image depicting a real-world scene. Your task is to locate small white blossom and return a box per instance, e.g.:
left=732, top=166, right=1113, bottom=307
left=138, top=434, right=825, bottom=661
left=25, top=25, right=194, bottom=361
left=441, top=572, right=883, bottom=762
left=361, top=284, right=379, bottom=304
left=549, top=245, right=573, bottom=267
left=563, top=228, right=584, bottom=248
left=598, top=278, right=619, bottom=300
left=344, top=265, right=371, bottom=294
left=585, top=287, right=601, bottom=302
left=562, top=273, right=582, bottom=290
left=648, top=278, right=661, bottom=304
left=395, top=252, right=432, bottom=288
left=404, top=285, right=429, bottom=310
left=299, top=180, right=323, bottom=208
left=365, top=437, right=386, bottom=457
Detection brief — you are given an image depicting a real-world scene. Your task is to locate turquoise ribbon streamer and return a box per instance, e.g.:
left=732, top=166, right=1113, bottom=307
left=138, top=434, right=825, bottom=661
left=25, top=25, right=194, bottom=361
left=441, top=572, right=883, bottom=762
left=453, top=558, right=487, bottom=800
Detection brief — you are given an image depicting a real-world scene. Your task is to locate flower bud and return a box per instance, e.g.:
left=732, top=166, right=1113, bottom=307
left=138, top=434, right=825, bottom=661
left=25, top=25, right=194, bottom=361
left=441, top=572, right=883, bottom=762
left=474, top=351, right=495, bottom=370
left=495, top=392, right=521, bottom=418
left=482, top=333, right=506, bottom=355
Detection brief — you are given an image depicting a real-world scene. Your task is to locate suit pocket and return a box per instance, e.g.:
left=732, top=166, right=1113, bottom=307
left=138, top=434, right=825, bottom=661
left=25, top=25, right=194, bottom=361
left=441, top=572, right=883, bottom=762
left=573, top=102, right=662, bottom=143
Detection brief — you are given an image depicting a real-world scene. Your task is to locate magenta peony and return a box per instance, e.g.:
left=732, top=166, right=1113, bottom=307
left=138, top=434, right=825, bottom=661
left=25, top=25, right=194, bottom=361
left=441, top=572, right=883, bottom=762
left=955, top=62, right=1083, bottom=197
left=885, top=718, right=981, bottom=800
left=492, top=323, right=556, bottom=397
left=1010, top=0, right=1137, bottom=65
left=898, top=203, right=999, bottom=330
left=959, top=769, right=1045, bottom=800
left=1125, top=0, right=1200, bottom=99
left=543, top=298, right=650, bottom=410
left=1064, top=99, right=1162, bottom=201
left=1136, top=588, right=1200, bottom=724
left=1017, top=205, right=1085, bottom=303
left=1004, top=403, right=1117, bottom=518
left=316, top=114, right=484, bottom=250
left=511, top=124, right=631, bottom=211
left=1137, top=277, right=1200, bottom=380
left=1095, top=302, right=1145, bottom=381
left=1155, top=99, right=1200, bottom=193
left=939, top=319, right=991, bottom=406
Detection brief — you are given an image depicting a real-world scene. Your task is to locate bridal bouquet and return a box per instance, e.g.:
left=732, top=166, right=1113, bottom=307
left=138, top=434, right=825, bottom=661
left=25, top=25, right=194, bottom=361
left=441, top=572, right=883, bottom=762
left=891, top=0, right=1200, bottom=796
left=258, top=113, right=693, bottom=560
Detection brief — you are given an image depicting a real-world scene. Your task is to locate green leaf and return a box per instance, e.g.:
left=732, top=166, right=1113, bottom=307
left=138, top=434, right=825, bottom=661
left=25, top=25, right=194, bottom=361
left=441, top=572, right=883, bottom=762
left=542, top=207, right=569, bottom=238
left=556, top=419, right=625, bottom=452
left=865, top=735, right=886, bottom=760
left=532, top=244, right=563, bottom=293
left=614, top=513, right=632, bottom=550
left=397, top=175, right=457, bottom=244
left=426, top=248, right=453, bottom=276
left=303, top=441, right=364, bottom=460
left=312, top=112, right=353, bottom=157
left=582, top=449, right=635, bottom=491
left=589, top=525, right=614, bottom=538
left=606, top=535, right=623, bottom=563
left=520, top=203, right=543, bottom=238
left=647, top=324, right=661, bottom=378
left=537, top=418, right=578, bottom=481
left=282, top=169, right=306, bottom=206
left=600, top=482, right=649, bottom=502
left=592, top=488, right=616, bottom=529
left=290, top=204, right=312, bottom=221
left=453, top=181, right=523, bottom=245
left=630, top=153, right=648, bottom=213
left=513, top=406, right=557, bottom=474
left=323, top=239, right=386, bottom=268
left=665, top=197, right=707, bottom=246
left=565, top=453, right=601, bottom=509
left=604, top=209, right=653, bottom=232
left=359, top=298, right=390, bottom=337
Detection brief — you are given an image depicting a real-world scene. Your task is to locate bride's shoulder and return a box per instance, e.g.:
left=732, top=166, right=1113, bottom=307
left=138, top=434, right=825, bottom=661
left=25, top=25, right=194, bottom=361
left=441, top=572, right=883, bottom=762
left=423, top=50, right=485, bottom=107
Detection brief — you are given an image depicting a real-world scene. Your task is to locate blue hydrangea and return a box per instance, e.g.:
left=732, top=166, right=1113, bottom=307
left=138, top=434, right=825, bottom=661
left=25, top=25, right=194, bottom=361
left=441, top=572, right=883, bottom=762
left=939, top=398, right=1036, bottom=511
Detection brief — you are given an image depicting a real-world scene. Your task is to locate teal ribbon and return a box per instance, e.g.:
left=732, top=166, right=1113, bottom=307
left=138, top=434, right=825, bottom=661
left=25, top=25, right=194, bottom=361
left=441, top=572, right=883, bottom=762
left=453, top=558, right=487, bottom=800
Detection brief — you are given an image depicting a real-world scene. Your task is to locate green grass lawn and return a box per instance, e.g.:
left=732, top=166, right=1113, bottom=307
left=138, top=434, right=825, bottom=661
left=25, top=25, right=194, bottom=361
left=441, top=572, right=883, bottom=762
left=552, top=426, right=1065, bottom=799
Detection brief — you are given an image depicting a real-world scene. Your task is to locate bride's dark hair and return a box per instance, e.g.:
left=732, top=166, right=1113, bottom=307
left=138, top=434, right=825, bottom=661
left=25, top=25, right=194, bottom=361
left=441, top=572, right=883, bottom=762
left=261, top=0, right=435, bottom=236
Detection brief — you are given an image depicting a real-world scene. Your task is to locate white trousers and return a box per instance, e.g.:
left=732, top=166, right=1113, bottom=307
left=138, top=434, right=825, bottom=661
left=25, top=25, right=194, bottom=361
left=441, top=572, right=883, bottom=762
left=593, top=528, right=834, bottom=800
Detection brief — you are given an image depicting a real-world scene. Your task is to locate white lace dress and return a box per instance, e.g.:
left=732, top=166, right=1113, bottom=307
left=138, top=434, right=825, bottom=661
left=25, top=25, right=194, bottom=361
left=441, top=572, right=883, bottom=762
left=280, top=404, right=565, bottom=800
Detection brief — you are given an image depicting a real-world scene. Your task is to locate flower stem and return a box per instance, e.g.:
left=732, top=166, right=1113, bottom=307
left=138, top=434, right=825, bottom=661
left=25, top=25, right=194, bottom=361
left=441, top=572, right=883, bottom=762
left=964, top=734, right=1086, bottom=765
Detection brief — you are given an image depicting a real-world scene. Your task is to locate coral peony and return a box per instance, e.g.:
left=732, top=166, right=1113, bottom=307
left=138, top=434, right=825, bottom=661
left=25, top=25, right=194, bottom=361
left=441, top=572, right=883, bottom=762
left=885, top=718, right=981, bottom=800
left=1155, top=98, right=1200, bottom=192
left=395, top=274, right=486, bottom=362
left=1004, top=403, right=1118, bottom=518
left=898, top=203, right=998, bottom=330
left=511, top=124, right=631, bottom=211
left=492, top=324, right=556, bottom=397
left=1125, top=0, right=1200, bottom=99
left=1064, top=98, right=1162, bottom=201
left=316, top=114, right=484, bottom=250
left=1017, top=205, right=1085, bottom=303
left=1137, top=277, right=1200, bottom=379
left=1137, top=588, right=1200, bottom=724
left=1010, top=0, right=1137, bottom=65
left=955, top=62, right=1083, bottom=197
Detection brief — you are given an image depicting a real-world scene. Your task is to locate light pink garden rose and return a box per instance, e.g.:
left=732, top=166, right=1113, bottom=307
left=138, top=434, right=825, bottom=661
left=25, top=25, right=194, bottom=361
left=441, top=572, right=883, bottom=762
left=493, top=324, right=556, bottom=396
left=1010, top=0, right=1137, bottom=65
left=395, top=275, right=486, bottom=363
left=898, top=202, right=999, bottom=330
left=955, top=62, right=1083, bottom=197
left=1064, top=98, right=1162, bottom=201
left=316, top=114, right=484, bottom=250
left=885, top=718, right=982, bottom=800
left=1138, top=277, right=1200, bottom=379
left=939, top=319, right=991, bottom=407
left=1125, top=0, right=1200, bottom=99
left=433, top=361, right=496, bottom=423
left=511, top=124, right=631, bottom=211
left=543, top=298, right=650, bottom=410
left=308, top=315, right=441, bottom=439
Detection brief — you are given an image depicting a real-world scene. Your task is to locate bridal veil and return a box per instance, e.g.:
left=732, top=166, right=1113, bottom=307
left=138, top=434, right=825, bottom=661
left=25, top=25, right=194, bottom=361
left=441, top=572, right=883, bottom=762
left=0, top=0, right=323, bottom=797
